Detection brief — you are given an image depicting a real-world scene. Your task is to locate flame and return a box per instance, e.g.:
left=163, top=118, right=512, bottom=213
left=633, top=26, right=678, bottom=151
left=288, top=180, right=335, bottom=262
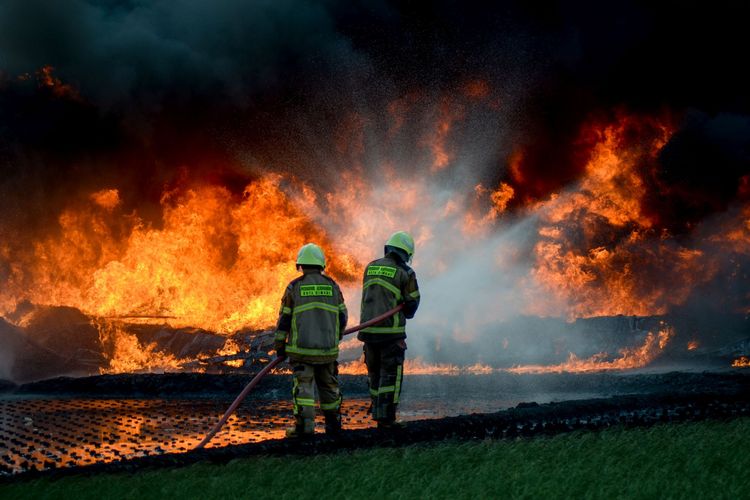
left=2, top=89, right=749, bottom=376
left=507, top=327, right=674, bottom=374
left=339, top=327, right=674, bottom=376
left=427, top=97, right=463, bottom=171
left=463, top=182, right=515, bottom=235
left=36, top=66, right=81, bottom=100
left=339, top=356, right=496, bottom=376
left=2, top=177, right=360, bottom=333
left=96, top=321, right=182, bottom=374
left=732, top=356, right=750, bottom=368
left=212, top=338, right=245, bottom=368
left=524, top=115, right=723, bottom=319
left=90, top=189, right=121, bottom=210
left=687, top=340, right=699, bottom=351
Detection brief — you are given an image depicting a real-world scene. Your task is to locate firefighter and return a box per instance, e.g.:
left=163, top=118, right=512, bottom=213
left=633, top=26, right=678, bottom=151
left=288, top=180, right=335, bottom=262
left=274, top=243, right=348, bottom=438
left=358, top=231, right=420, bottom=429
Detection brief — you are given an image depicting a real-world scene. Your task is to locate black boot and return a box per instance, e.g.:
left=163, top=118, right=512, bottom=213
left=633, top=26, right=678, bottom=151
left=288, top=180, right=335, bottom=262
left=286, top=416, right=314, bottom=438
left=376, top=420, right=407, bottom=431
left=375, top=404, right=404, bottom=430
left=323, top=410, right=342, bottom=436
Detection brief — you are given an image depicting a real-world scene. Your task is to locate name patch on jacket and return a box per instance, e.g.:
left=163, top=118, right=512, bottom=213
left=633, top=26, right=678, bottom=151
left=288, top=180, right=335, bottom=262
left=300, top=284, right=333, bottom=297
left=367, top=265, right=397, bottom=278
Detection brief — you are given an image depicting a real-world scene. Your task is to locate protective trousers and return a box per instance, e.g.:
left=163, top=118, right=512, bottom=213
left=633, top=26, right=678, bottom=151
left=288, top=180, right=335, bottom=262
left=291, top=361, right=342, bottom=434
left=363, top=340, right=406, bottom=423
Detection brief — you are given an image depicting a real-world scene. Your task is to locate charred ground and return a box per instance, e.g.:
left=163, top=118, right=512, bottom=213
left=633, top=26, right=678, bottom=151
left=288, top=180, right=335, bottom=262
left=0, top=369, right=748, bottom=483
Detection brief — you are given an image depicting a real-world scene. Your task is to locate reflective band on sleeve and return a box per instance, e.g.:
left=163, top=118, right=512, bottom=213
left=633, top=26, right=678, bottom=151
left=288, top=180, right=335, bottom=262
left=369, top=388, right=378, bottom=397
left=282, top=306, right=292, bottom=314
left=378, top=385, right=395, bottom=394
left=338, top=303, right=347, bottom=311
left=393, top=365, right=403, bottom=403
left=409, top=290, right=420, bottom=299
left=299, top=284, right=333, bottom=297
left=367, top=265, right=397, bottom=278
left=274, top=331, right=287, bottom=341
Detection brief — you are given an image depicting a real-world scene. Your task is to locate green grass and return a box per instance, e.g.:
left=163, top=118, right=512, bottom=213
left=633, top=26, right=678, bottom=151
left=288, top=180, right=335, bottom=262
left=3, top=418, right=749, bottom=500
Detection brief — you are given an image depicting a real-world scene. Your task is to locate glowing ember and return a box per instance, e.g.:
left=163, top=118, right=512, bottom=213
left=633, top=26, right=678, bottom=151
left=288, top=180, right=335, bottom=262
left=732, top=356, right=750, bottom=368
left=687, top=340, right=699, bottom=351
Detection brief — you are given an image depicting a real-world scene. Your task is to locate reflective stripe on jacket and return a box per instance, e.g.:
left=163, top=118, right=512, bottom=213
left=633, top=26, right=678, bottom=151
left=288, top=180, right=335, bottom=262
left=358, top=254, right=420, bottom=343
left=274, top=269, right=348, bottom=363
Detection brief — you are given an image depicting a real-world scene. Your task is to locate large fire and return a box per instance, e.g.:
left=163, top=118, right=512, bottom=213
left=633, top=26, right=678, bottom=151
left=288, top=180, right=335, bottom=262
left=1, top=87, right=748, bottom=376
left=2, top=177, right=360, bottom=333
left=524, top=115, right=714, bottom=319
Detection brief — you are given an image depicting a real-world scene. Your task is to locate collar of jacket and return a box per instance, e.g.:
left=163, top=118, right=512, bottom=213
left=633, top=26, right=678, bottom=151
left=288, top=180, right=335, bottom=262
left=301, top=267, right=323, bottom=275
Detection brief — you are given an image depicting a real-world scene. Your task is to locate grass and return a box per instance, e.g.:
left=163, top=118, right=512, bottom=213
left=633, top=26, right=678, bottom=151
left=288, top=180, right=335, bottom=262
left=2, top=418, right=749, bottom=499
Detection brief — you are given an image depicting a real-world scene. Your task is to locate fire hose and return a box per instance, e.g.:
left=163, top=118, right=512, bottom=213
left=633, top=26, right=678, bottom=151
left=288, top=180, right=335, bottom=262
left=193, top=304, right=404, bottom=450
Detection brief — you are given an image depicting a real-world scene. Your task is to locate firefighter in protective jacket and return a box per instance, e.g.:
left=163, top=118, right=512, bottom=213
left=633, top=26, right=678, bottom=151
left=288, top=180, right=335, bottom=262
left=274, top=243, right=348, bottom=437
left=358, top=231, right=420, bottom=429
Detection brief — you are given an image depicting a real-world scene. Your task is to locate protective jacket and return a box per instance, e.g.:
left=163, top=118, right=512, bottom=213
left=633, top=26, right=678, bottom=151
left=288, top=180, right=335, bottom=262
left=357, top=252, right=420, bottom=343
left=274, top=269, right=348, bottom=363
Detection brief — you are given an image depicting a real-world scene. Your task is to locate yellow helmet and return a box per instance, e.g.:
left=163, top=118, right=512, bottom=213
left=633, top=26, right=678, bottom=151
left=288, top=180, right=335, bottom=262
left=385, top=231, right=415, bottom=262
left=296, top=243, right=326, bottom=268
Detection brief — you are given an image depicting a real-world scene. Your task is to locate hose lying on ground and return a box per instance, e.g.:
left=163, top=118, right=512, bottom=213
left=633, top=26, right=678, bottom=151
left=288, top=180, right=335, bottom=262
left=193, top=304, right=404, bottom=450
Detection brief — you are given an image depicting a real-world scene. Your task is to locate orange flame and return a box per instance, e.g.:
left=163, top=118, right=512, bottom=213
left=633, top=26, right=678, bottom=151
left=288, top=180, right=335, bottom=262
left=524, top=114, right=724, bottom=319
left=2, top=97, right=749, bottom=375
left=426, top=97, right=465, bottom=171
left=1, top=176, right=360, bottom=333
left=732, top=356, right=750, bottom=368
left=96, top=320, right=182, bottom=374
left=36, top=66, right=81, bottom=100
left=339, top=356, right=496, bottom=376
left=339, top=328, right=673, bottom=376
left=463, top=182, right=515, bottom=235
left=90, top=189, right=121, bottom=210
left=506, top=327, right=674, bottom=374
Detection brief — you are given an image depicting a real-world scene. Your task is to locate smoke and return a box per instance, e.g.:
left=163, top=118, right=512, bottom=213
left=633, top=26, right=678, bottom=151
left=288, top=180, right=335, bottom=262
left=0, top=0, right=359, bottom=107
left=0, top=319, right=23, bottom=379
left=1, top=1, right=749, bottom=368
left=2, top=1, right=748, bottom=221
left=644, top=112, right=750, bottom=233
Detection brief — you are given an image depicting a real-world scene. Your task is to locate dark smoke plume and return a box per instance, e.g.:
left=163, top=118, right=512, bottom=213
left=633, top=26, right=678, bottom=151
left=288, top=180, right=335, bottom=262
left=2, top=1, right=748, bottom=227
